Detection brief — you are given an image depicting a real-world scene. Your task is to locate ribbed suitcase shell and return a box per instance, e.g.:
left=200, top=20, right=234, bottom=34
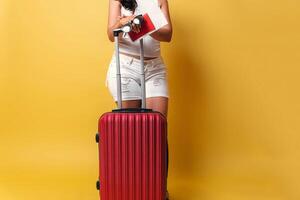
left=98, top=111, right=167, bottom=200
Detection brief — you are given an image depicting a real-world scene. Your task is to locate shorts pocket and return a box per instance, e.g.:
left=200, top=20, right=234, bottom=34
left=110, top=55, right=133, bottom=69
left=120, top=77, right=131, bottom=92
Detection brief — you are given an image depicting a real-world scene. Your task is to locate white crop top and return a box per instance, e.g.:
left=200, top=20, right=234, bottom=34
left=119, top=0, right=161, bottom=58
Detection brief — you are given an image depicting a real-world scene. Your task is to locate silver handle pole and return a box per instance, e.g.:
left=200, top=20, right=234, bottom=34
left=114, top=35, right=122, bottom=109
left=140, top=39, right=146, bottom=108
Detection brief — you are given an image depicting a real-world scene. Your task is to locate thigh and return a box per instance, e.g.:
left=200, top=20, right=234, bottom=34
left=107, top=76, right=142, bottom=102
left=146, top=97, right=169, bottom=118
left=106, top=53, right=142, bottom=102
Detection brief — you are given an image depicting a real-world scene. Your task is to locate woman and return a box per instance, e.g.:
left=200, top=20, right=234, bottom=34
left=105, top=1, right=172, bottom=197
left=105, top=0, right=172, bottom=118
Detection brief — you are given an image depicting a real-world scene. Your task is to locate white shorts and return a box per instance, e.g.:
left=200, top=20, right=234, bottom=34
left=105, top=53, right=169, bottom=101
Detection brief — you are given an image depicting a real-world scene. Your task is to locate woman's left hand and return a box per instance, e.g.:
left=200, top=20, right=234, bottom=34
left=131, top=22, right=141, bottom=33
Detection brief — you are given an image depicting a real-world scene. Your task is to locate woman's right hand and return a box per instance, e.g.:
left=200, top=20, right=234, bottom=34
left=118, top=15, right=136, bottom=26
left=118, top=15, right=141, bottom=33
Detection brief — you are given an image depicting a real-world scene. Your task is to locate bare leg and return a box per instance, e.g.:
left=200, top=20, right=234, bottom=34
left=146, top=97, right=169, bottom=118
left=115, top=97, right=169, bottom=116
left=115, top=99, right=142, bottom=108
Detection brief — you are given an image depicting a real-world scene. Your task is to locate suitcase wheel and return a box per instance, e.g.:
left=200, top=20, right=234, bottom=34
left=95, top=133, right=99, bottom=143
left=96, top=180, right=100, bottom=190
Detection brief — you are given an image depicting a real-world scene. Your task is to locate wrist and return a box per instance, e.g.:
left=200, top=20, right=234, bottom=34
left=115, top=20, right=123, bottom=28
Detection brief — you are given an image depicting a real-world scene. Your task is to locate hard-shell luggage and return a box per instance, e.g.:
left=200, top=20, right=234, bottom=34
left=96, top=23, right=168, bottom=200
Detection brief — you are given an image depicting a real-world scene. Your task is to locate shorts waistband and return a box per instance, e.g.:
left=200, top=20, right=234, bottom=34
left=113, top=51, right=163, bottom=65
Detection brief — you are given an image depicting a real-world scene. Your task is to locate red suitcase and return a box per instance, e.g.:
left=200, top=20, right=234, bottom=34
left=96, top=23, right=168, bottom=200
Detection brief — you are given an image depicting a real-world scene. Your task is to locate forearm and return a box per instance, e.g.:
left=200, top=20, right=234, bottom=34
left=150, top=26, right=172, bottom=42
left=107, top=21, right=123, bottom=42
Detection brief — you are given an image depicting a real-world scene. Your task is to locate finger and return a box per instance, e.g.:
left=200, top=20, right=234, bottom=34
left=134, top=24, right=139, bottom=33
left=130, top=15, right=136, bottom=21
left=131, top=23, right=136, bottom=32
left=132, top=25, right=137, bottom=33
left=134, top=24, right=140, bottom=32
left=134, top=26, right=139, bottom=33
left=127, top=16, right=134, bottom=24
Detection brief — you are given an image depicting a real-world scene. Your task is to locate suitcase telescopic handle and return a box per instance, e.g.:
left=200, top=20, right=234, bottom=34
left=113, top=15, right=146, bottom=109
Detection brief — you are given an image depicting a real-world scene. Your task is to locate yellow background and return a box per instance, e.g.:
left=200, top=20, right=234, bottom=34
left=1, top=0, right=300, bottom=199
